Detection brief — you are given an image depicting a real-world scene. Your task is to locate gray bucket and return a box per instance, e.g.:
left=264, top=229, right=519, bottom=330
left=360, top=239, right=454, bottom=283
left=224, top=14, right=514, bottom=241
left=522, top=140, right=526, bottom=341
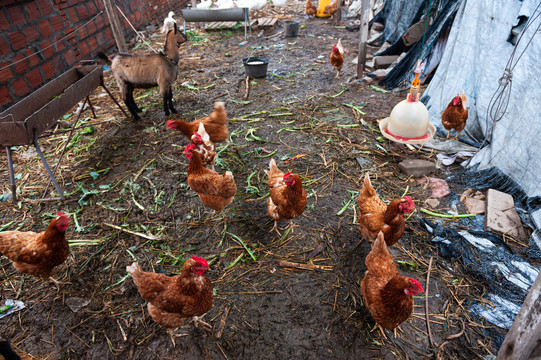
left=283, top=21, right=300, bottom=37
left=242, top=56, right=269, bottom=78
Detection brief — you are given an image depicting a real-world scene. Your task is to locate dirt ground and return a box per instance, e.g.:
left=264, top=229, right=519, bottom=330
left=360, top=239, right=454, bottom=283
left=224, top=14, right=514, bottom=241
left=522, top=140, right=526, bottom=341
left=0, top=1, right=510, bottom=359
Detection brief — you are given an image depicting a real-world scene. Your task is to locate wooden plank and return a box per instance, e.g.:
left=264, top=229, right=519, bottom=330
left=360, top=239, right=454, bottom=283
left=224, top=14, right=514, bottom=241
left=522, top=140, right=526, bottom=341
left=102, top=0, right=128, bottom=52
left=496, top=271, right=541, bottom=360
left=356, top=0, right=370, bottom=78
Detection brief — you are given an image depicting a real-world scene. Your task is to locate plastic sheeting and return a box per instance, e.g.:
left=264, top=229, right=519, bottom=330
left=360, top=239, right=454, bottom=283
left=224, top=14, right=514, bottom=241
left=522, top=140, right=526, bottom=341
left=372, top=0, right=426, bottom=45
left=422, top=0, right=541, bottom=247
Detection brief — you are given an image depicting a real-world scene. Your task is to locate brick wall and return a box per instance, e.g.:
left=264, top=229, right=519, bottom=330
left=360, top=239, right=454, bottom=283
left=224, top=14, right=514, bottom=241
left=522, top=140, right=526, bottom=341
left=0, top=0, right=189, bottom=111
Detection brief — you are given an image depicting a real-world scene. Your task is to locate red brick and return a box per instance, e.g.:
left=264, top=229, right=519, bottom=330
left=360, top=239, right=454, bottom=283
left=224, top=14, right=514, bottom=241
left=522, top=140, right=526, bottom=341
left=95, top=16, right=105, bottom=29
left=66, top=7, right=78, bottom=23
left=38, top=1, right=54, bottom=16
left=39, top=40, right=54, bottom=58
left=12, top=54, right=29, bottom=74
left=87, top=36, right=97, bottom=50
left=0, top=12, right=11, bottom=31
left=24, top=1, right=42, bottom=20
left=26, top=67, right=43, bottom=88
left=63, top=50, right=76, bottom=65
left=41, top=62, right=55, bottom=80
left=37, top=20, right=53, bottom=37
left=13, top=77, right=30, bottom=97
left=0, top=37, right=9, bottom=56
left=0, top=63, right=13, bottom=83
left=87, top=21, right=96, bottom=34
left=6, top=7, right=26, bottom=26
left=104, top=27, right=113, bottom=42
left=50, top=15, right=64, bottom=32
left=25, top=49, right=40, bottom=66
left=24, top=25, right=40, bottom=43
left=76, top=4, right=88, bottom=19
left=8, top=31, right=26, bottom=51
left=77, top=24, right=88, bottom=38
left=78, top=41, right=90, bottom=58
left=0, top=86, right=13, bottom=108
left=53, top=36, right=66, bottom=52
left=86, top=2, right=98, bottom=16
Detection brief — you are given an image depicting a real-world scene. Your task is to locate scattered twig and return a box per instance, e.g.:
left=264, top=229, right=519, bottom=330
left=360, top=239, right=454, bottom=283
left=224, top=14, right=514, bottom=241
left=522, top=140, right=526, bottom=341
left=426, top=256, right=436, bottom=348
left=243, top=76, right=250, bottom=100
left=216, top=306, right=230, bottom=339
left=103, top=223, right=163, bottom=241
left=278, top=260, right=332, bottom=271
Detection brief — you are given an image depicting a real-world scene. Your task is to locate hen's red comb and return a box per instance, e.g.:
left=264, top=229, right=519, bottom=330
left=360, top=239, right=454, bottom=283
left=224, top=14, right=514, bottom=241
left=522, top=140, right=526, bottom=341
left=191, top=256, right=209, bottom=268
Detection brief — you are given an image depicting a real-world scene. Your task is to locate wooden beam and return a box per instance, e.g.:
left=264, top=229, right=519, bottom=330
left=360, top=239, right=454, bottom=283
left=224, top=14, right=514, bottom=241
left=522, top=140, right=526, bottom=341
left=496, top=271, right=541, bottom=360
left=356, top=0, right=370, bottom=78
left=102, top=0, right=128, bottom=53
left=334, top=0, right=343, bottom=24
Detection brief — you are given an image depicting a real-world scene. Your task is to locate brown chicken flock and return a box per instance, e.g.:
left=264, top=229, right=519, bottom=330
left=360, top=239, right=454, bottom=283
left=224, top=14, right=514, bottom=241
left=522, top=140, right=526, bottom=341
left=0, top=4, right=478, bottom=355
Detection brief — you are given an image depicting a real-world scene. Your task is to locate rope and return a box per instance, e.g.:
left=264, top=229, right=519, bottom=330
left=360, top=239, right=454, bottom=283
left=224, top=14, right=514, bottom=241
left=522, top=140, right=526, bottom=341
left=115, top=5, right=159, bottom=54
left=482, top=2, right=541, bottom=148
left=0, top=11, right=104, bottom=72
left=419, top=0, right=434, bottom=60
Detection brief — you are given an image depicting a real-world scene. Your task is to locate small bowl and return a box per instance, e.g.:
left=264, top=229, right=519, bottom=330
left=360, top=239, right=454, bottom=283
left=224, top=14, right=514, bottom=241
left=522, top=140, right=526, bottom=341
left=242, top=56, right=269, bottom=78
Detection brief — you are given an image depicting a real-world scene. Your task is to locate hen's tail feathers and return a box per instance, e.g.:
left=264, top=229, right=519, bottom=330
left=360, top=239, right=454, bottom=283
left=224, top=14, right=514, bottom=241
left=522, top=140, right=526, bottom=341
left=365, top=232, right=394, bottom=272
left=96, top=52, right=112, bottom=66
left=126, top=262, right=142, bottom=279
left=361, top=172, right=377, bottom=197
left=166, top=120, right=195, bottom=138
left=209, top=102, right=227, bottom=124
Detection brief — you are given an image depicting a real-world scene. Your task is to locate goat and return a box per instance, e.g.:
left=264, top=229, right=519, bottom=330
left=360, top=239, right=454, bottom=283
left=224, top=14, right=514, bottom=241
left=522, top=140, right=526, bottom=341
left=97, top=23, right=186, bottom=120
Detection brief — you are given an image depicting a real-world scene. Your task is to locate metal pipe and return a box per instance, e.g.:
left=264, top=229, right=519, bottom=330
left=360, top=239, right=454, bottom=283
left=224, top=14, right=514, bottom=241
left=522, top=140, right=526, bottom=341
left=33, top=129, right=65, bottom=200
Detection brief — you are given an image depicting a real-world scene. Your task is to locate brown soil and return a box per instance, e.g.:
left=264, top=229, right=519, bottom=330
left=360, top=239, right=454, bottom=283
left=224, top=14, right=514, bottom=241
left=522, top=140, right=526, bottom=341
left=1, top=2, right=504, bottom=359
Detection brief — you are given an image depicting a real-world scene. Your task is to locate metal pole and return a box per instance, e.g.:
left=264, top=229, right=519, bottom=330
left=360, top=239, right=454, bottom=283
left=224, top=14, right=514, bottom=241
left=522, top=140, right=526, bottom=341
left=102, top=0, right=128, bottom=52
left=33, top=130, right=65, bottom=200
left=356, top=0, right=370, bottom=78
left=5, top=146, right=17, bottom=203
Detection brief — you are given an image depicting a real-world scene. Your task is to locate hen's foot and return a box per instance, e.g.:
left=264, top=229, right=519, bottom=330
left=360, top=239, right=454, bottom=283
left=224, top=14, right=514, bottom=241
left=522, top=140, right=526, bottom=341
left=49, top=276, right=71, bottom=292
left=370, top=323, right=388, bottom=339
left=269, top=220, right=281, bottom=236
left=191, top=315, right=212, bottom=331
left=167, top=328, right=188, bottom=347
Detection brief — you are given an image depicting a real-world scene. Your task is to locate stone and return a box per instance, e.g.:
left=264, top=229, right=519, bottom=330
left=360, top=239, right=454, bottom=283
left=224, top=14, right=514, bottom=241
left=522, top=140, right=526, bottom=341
left=356, top=157, right=372, bottom=169
left=66, top=297, right=91, bottom=313
left=419, top=177, right=450, bottom=199
left=371, top=69, right=389, bottom=80
left=367, top=32, right=383, bottom=46
left=425, top=198, right=440, bottom=209
left=376, top=42, right=391, bottom=53
left=465, top=197, right=485, bottom=214
left=372, top=22, right=384, bottom=31
left=374, top=55, right=399, bottom=69
left=362, top=76, right=373, bottom=85
left=398, top=159, right=436, bottom=177
left=485, top=189, right=527, bottom=240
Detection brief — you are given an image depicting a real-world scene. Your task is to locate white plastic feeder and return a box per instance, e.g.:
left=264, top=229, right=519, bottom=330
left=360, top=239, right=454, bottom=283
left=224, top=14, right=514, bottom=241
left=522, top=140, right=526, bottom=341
left=379, top=61, right=434, bottom=145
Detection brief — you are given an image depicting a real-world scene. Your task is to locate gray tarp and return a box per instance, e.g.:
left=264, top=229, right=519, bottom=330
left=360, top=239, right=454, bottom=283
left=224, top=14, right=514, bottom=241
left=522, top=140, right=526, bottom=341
left=422, top=0, right=541, bottom=244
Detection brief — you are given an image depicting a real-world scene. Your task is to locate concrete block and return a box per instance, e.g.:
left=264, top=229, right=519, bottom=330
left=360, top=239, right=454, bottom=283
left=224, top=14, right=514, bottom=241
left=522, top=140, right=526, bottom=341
left=374, top=55, right=399, bottom=69
left=372, top=22, right=384, bottom=31
left=398, top=159, right=435, bottom=177
left=465, top=197, right=486, bottom=214
left=485, top=189, right=527, bottom=240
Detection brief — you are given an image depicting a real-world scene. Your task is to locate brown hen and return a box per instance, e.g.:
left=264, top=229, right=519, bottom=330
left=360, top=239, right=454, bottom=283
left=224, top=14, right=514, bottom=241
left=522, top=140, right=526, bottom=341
left=127, top=257, right=213, bottom=346
left=167, top=102, right=228, bottom=143
left=305, top=0, right=317, bottom=16
left=441, top=91, right=468, bottom=140
left=357, top=173, right=415, bottom=246
left=361, top=232, right=424, bottom=334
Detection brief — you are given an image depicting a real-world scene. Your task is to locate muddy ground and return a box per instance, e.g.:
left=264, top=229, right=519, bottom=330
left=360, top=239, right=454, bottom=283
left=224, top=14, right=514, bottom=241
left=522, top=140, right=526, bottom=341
left=0, top=1, right=512, bottom=359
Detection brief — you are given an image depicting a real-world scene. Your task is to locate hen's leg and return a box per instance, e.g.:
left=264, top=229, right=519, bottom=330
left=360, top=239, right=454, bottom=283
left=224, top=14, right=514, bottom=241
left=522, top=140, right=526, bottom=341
left=167, top=328, right=188, bottom=347
left=285, top=219, right=300, bottom=233
left=270, top=220, right=281, bottom=235
left=446, top=130, right=450, bottom=139
left=335, top=70, right=340, bottom=79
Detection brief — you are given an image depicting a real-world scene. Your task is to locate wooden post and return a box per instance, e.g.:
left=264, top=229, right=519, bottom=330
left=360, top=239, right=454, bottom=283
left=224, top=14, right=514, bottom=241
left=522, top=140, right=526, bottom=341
left=496, top=271, right=541, bottom=360
left=334, top=0, right=343, bottom=24
left=356, top=0, right=370, bottom=78
left=102, top=0, right=128, bottom=52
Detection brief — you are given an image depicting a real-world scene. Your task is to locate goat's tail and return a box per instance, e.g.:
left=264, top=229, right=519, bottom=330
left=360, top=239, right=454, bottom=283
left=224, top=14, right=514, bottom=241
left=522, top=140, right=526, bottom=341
left=96, top=52, right=112, bottom=66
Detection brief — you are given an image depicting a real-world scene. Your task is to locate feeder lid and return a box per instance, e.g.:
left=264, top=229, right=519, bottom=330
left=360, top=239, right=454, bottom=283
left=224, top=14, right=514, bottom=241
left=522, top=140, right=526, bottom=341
left=379, top=117, right=435, bottom=145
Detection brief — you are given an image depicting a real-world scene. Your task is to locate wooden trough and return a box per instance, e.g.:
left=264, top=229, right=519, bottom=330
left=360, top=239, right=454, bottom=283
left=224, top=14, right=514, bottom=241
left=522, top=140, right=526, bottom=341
left=0, top=65, right=126, bottom=203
